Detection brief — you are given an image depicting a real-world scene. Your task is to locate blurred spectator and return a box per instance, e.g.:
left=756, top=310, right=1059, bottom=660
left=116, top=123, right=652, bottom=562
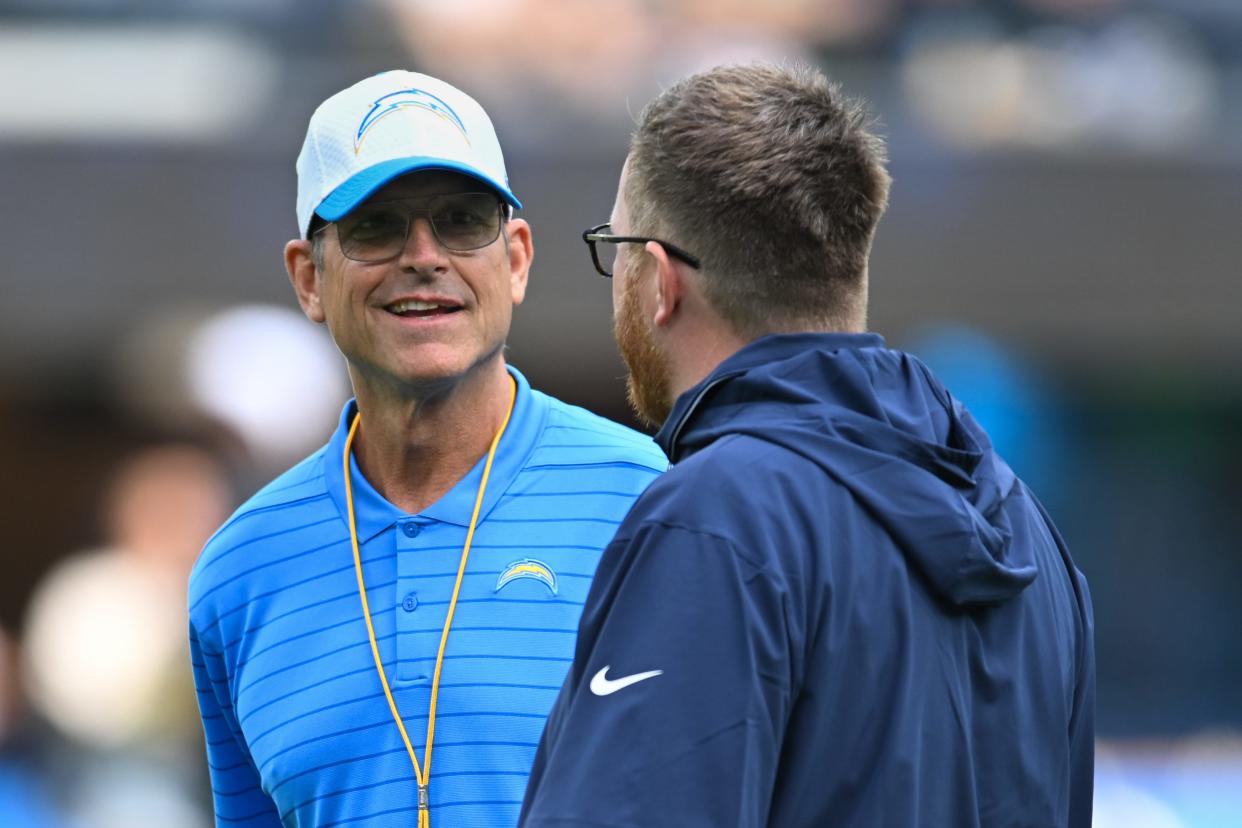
left=23, top=443, right=231, bottom=750
left=897, top=3, right=1215, bottom=153
left=20, top=443, right=233, bottom=826
left=379, top=0, right=852, bottom=138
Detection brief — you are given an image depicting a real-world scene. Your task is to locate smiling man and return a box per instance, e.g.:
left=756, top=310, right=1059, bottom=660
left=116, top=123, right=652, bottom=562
left=187, top=71, right=666, bottom=828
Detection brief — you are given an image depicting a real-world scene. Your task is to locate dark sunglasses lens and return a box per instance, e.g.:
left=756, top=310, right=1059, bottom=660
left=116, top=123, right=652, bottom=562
left=430, top=194, right=502, bottom=251
left=337, top=208, right=407, bottom=262
left=334, top=194, right=503, bottom=261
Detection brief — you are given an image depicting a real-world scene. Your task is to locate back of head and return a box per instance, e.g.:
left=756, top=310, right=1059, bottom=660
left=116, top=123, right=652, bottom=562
left=626, top=63, right=891, bottom=336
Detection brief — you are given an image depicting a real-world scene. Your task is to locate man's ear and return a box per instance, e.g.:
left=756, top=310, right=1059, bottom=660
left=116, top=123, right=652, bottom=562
left=505, top=218, right=533, bottom=306
left=645, top=240, right=683, bottom=328
left=285, top=239, right=325, bottom=323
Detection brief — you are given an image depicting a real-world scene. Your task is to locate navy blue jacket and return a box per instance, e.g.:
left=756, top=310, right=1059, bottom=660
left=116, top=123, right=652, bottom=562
left=520, top=333, right=1095, bottom=828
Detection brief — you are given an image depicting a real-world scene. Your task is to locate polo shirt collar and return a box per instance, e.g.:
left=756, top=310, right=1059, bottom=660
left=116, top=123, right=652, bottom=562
left=324, top=366, right=547, bottom=543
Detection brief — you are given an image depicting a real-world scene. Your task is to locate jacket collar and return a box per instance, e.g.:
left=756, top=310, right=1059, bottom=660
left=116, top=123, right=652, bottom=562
left=654, top=332, right=885, bottom=462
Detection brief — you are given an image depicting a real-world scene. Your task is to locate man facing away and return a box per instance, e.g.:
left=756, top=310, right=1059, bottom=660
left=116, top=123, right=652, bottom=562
left=520, top=63, right=1095, bottom=828
left=188, top=70, right=667, bottom=827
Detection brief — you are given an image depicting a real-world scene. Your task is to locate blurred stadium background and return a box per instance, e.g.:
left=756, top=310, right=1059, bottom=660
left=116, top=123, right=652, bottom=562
left=1, top=0, right=1239, bottom=825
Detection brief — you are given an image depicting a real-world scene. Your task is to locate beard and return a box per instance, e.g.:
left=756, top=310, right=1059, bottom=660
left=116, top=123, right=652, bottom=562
left=613, top=264, right=674, bottom=429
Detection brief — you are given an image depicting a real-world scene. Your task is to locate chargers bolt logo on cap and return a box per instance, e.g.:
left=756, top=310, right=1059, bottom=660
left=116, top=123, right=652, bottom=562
left=354, top=88, right=471, bottom=154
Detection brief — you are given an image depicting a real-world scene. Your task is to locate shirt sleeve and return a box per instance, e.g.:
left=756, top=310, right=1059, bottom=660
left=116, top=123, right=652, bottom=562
left=521, top=519, right=794, bottom=828
left=190, top=621, right=283, bottom=827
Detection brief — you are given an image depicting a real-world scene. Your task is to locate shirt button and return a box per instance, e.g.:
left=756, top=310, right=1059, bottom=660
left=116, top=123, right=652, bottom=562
left=402, top=592, right=418, bottom=612
left=401, top=522, right=421, bottom=538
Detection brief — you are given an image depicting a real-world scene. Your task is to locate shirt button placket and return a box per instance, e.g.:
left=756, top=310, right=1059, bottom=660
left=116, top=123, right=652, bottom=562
left=395, top=518, right=426, bottom=682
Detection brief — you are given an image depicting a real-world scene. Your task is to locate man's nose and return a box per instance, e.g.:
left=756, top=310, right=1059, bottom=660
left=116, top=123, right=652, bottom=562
left=398, top=214, right=446, bottom=261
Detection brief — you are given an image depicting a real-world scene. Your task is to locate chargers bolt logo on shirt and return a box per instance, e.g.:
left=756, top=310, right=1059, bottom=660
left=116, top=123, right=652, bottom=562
left=496, top=559, right=558, bottom=595
left=354, top=88, right=471, bottom=153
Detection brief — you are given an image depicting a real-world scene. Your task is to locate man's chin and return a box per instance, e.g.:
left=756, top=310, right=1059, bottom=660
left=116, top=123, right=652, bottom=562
left=348, top=345, right=507, bottom=399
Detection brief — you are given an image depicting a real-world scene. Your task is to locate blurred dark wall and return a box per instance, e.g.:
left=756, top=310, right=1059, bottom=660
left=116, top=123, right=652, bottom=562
left=3, top=147, right=1239, bottom=385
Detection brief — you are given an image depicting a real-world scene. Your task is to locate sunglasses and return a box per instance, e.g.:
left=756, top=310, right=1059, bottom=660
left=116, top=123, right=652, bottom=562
left=319, top=192, right=506, bottom=263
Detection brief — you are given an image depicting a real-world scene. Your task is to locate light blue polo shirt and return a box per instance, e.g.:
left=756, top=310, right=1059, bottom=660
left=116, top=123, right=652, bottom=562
left=189, top=367, right=666, bottom=827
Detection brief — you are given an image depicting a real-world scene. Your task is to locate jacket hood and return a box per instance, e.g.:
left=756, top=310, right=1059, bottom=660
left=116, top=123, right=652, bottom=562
left=655, top=333, right=1037, bottom=607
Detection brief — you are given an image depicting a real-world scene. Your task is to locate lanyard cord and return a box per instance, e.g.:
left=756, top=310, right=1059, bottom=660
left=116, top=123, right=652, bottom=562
left=342, top=376, right=516, bottom=828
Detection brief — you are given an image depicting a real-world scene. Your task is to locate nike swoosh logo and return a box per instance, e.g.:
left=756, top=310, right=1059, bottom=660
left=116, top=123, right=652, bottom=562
left=589, top=665, right=664, bottom=696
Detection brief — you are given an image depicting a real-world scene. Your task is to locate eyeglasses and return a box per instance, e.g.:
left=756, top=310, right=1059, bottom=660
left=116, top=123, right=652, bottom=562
left=582, top=223, right=701, bottom=278
left=318, top=192, right=506, bottom=263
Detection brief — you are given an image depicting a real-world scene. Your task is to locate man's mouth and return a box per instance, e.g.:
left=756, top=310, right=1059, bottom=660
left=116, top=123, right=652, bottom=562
left=385, top=299, right=463, bottom=318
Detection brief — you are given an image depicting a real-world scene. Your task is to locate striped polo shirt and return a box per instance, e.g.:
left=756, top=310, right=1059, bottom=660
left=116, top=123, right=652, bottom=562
left=189, top=367, right=666, bottom=827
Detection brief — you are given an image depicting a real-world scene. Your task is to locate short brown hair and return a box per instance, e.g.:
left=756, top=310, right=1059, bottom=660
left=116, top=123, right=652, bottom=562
left=626, top=63, right=890, bottom=335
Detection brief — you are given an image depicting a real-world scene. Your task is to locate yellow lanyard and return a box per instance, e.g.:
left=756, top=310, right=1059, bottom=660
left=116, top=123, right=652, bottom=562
left=342, top=376, right=516, bottom=828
